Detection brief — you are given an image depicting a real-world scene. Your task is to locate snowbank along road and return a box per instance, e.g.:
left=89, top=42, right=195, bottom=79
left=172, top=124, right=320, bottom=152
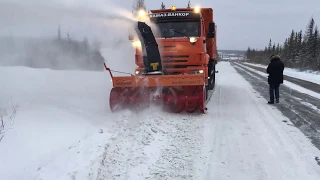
left=1, top=62, right=320, bottom=180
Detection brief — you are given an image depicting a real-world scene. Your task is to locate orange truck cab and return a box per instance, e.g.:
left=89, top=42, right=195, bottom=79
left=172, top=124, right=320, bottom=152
left=131, top=6, right=217, bottom=91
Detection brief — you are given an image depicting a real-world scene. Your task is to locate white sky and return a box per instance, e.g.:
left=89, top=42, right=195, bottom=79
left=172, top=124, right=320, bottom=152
left=0, top=0, right=320, bottom=50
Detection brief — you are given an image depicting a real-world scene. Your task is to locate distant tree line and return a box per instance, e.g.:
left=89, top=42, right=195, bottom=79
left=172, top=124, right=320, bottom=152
left=245, top=17, right=320, bottom=71
left=0, top=26, right=105, bottom=71
left=55, top=26, right=102, bottom=56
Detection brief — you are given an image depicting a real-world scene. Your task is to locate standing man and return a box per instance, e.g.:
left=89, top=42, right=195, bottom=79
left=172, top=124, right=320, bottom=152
left=266, top=55, right=285, bottom=104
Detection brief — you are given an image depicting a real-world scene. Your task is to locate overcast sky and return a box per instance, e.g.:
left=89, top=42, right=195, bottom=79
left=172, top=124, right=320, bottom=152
left=145, top=0, right=320, bottom=50
left=1, top=0, right=320, bottom=50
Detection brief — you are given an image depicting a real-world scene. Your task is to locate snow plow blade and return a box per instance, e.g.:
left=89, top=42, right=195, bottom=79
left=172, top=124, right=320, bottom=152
left=108, top=73, right=206, bottom=113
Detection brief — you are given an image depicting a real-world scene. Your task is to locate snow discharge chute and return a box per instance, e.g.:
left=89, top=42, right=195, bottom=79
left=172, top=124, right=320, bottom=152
left=134, top=21, right=163, bottom=74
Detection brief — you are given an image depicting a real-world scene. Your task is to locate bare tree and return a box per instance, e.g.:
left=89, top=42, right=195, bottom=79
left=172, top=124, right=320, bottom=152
left=161, top=2, right=165, bottom=9
left=67, top=32, right=71, bottom=41
left=0, top=98, right=19, bottom=142
left=187, top=0, right=191, bottom=8
left=132, top=0, right=147, bottom=14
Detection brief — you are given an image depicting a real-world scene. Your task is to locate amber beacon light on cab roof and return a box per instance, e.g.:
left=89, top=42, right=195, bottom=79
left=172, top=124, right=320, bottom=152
left=104, top=5, right=218, bottom=113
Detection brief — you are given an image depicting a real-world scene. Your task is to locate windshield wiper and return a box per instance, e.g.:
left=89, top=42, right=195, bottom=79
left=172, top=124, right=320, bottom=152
left=170, top=30, right=191, bottom=39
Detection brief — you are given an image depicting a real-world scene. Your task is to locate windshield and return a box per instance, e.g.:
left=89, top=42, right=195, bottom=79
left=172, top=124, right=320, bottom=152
left=154, top=21, right=200, bottom=38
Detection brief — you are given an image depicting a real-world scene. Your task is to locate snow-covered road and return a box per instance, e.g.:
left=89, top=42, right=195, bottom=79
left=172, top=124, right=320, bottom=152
left=1, top=62, right=320, bottom=180
left=92, top=61, right=320, bottom=179
left=204, top=62, right=320, bottom=179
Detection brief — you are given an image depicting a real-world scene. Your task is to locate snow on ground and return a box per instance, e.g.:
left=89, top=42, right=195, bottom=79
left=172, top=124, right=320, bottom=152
left=204, top=62, right=320, bottom=180
left=237, top=62, right=320, bottom=100
left=244, top=62, right=320, bottom=85
left=91, top=62, right=320, bottom=179
left=1, top=61, right=320, bottom=180
left=0, top=65, right=117, bottom=180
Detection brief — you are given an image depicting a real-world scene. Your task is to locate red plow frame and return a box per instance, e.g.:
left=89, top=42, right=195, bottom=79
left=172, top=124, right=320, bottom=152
left=104, top=64, right=207, bottom=113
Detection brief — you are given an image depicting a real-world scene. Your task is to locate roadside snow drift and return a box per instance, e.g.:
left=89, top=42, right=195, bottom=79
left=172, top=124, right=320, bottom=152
left=0, top=65, right=116, bottom=180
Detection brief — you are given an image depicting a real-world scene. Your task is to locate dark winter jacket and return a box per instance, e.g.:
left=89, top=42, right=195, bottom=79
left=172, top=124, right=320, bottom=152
left=266, top=55, right=284, bottom=84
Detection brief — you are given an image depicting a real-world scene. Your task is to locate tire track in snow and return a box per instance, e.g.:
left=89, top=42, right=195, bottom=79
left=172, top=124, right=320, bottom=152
left=206, top=81, right=272, bottom=179
left=96, top=110, right=168, bottom=179
left=148, top=114, right=206, bottom=179
left=95, top=109, right=208, bottom=180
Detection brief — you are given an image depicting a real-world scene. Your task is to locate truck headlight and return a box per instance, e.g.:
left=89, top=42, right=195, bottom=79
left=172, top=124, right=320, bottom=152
left=190, top=37, right=197, bottom=43
left=138, top=10, right=146, bottom=17
left=137, top=10, right=148, bottom=21
left=132, top=40, right=141, bottom=48
left=191, top=70, right=204, bottom=74
left=194, top=7, right=201, bottom=13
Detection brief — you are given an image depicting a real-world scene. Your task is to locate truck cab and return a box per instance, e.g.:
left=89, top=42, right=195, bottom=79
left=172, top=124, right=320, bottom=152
left=131, top=6, right=217, bottom=90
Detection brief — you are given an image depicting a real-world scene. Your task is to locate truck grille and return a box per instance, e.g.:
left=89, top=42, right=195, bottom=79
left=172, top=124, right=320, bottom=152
left=161, top=55, right=189, bottom=63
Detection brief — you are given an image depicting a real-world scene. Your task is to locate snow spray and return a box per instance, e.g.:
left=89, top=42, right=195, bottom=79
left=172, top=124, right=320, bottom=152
left=0, top=0, right=154, bottom=73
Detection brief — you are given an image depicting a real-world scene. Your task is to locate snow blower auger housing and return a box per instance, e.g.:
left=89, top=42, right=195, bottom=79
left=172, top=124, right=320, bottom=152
left=105, top=7, right=217, bottom=113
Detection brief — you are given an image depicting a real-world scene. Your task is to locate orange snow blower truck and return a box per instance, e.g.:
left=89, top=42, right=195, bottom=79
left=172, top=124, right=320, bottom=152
left=104, top=6, right=217, bottom=113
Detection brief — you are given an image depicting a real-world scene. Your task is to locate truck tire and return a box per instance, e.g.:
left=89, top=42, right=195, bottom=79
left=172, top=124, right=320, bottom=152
left=208, top=61, right=215, bottom=90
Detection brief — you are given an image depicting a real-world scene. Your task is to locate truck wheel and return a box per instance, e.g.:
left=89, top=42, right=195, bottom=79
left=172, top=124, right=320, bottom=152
left=205, top=85, right=209, bottom=100
left=212, top=65, right=216, bottom=87
left=208, top=61, right=215, bottom=90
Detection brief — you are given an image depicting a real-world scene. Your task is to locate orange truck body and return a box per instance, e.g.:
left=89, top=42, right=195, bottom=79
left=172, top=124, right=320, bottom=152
left=106, top=7, right=217, bottom=113
left=133, top=7, right=217, bottom=87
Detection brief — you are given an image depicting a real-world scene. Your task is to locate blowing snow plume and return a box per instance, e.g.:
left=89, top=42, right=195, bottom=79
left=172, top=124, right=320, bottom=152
left=0, top=0, right=141, bottom=72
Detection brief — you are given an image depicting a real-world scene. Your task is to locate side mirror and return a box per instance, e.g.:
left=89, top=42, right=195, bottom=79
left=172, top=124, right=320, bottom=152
left=128, top=34, right=134, bottom=41
left=207, top=21, right=215, bottom=38
left=128, top=28, right=134, bottom=41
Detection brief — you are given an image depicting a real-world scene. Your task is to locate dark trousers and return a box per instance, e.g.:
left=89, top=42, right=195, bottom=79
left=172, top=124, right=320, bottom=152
left=269, top=84, right=280, bottom=102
